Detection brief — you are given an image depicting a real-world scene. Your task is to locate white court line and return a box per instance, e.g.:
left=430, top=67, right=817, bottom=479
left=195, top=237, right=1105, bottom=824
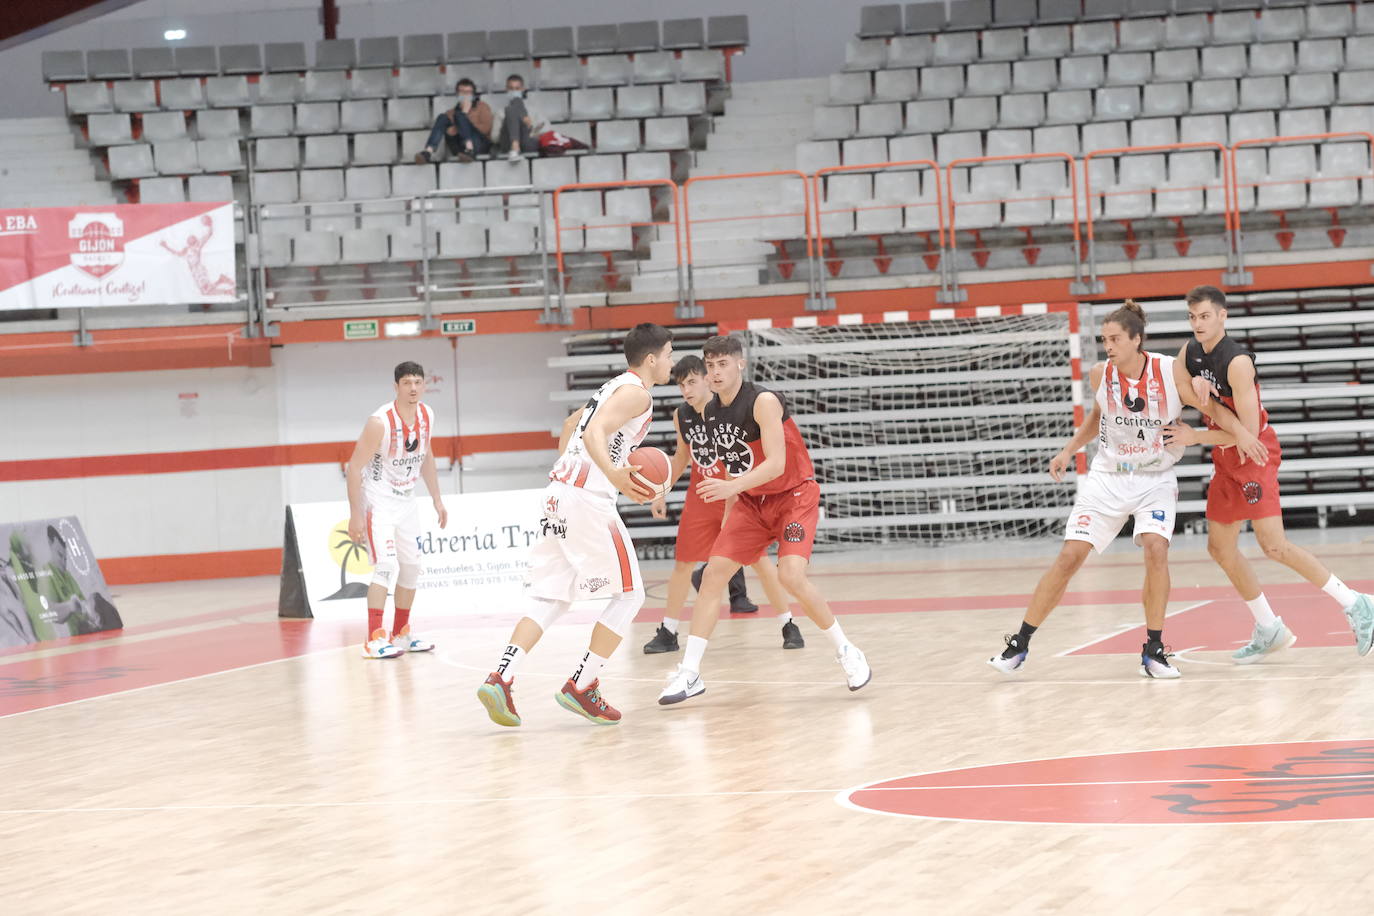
left=436, top=648, right=1374, bottom=688
left=0, top=645, right=353, bottom=722
left=1053, top=601, right=1212, bottom=657
left=8, top=773, right=1374, bottom=817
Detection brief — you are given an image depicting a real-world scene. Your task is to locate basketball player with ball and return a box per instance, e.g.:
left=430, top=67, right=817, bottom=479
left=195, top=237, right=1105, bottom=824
left=346, top=361, right=446, bottom=659
left=643, top=354, right=806, bottom=655
left=659, top=334, right=872, bottom=705
left=477, top=323, right=675, bottom=726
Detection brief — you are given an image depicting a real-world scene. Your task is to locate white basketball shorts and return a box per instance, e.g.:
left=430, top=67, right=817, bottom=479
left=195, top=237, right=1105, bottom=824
left=1063, top=470, right=1178, bottom=554
left=363, top=493, right=421, bottom=583
left=525, top=481, right=642, bottom=602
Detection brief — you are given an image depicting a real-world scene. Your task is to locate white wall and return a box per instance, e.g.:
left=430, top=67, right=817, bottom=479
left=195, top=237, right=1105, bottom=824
left=0, top=330, right=569, bottom=560
left=0, top=0, right=949, bottom=119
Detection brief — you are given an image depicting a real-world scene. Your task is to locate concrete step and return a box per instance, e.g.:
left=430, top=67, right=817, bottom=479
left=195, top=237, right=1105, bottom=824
left=630, top=263, right=763, bottom=293
left=711, top=110, right=812, bottom=132
left=707, top=130, right=810, bottom=152
left=0, top=132, right=77, bottom=153
left=0, top=116, right=76, bottom=137
left=693, top=149, right=796, bottom=174
left=727, top=78, right=828, bottom=102
left=651, top=236, right=772, bottom=262
left=0, top=150, right=95, bottom=174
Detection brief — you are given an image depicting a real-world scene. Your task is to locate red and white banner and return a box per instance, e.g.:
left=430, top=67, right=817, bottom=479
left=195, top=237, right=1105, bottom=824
left=0, top=202, right=236, bottom=310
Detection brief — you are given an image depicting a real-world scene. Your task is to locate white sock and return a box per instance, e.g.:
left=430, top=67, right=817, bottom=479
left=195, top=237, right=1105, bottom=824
left=1322, top=575, right=1359, bottom=610
left=778, top=609, right=794, bottom=625
left=662, top=617, right=679, bottom=635
left=683, top=634, right=708, bottom=675
left=496, top=644, right=525, bottom=683
left=572, top=650, right=609, bottom=691
left=1245, top=595, right=1278, bottom=627
left=823, top=620, right=850, bottom=651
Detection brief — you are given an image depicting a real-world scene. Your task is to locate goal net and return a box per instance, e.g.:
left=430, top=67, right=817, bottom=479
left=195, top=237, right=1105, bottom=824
left=740, top=309, right=1081, bottom=547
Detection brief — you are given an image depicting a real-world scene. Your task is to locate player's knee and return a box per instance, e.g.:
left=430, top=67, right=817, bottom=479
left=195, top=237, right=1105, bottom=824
left=1141, top=537, right=1169, bottom=565
left=370, top=557, right=398, bottom=590
left=777, top=565, right=808, bottom=595
left=596, top=590, right=644, bottom=636
left=395, top=562, right=419, bottom=590
left=1207, top=537, right=1233, bottom=561
left=1259, top=537, right=1290, bottom=563
left=530, top=596, right=569, bottom=631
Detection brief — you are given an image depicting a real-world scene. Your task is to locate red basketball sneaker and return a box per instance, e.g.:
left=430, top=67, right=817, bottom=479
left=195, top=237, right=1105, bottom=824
left=555, top=679, right=622, bottom=725
left=476, top=672, right=521, bottom=727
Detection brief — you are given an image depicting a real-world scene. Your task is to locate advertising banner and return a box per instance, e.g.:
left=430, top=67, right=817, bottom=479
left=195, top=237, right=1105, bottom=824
left=1, top=516, right=122, bottom=649
left=0, top=202, right=236, bottom=310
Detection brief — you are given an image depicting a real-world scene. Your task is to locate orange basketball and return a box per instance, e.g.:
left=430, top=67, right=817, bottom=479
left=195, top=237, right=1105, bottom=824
left=628, top=446, right=672, bottom=498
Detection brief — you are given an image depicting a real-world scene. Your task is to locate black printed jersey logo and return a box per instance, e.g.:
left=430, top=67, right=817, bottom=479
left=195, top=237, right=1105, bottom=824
left=712, top=422, right=755, bottom=475
left=404, top=431, right=419, bottom=452
left=685, top=421, right=717, bottom=471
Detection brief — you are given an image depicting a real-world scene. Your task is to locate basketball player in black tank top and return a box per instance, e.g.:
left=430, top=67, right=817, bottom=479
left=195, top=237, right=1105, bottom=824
left=1163, top=285, right=1373, bottom=660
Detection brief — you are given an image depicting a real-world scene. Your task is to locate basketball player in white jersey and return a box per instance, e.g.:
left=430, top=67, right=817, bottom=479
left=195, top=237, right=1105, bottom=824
left=986, top=301, right=1267, bottom=678
left=476, top=323, right=674, bottom=726
left=346, top=361, right=448, bottom=659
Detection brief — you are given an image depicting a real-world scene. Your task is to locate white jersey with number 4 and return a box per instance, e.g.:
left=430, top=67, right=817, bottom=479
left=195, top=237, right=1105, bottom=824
left=549, top=371, right=653, bottom=499
left=1091, top=352, right=1184, bottom=474
left=363, top=401, right=433, bottom=502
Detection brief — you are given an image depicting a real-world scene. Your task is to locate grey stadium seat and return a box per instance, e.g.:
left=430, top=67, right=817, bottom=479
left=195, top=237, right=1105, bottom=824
left=597, top=120, right=641, bottom=153
left=258, top=73, right=303, bottom=105
left=633, top=52, right=676, bottom=84
left=903, top=3, right=946, bottom=34
left=570, top=88, right=615, bottom=121
left=303, top=71, right=348, bottom=101
left=140, top=177, right=186, bottom=203
left=644, top=118, right=689, bottom=151
left=998, top=93, right=1046, bottom=129
left=350, top=69, right=394, bottom=99
left=305, top=135, right=349, bottom=169
left=189, top=174, right=234, bottom=202
left=341, top=100, right=385, bottom=133
left=255, top=137, right=300, bottom=170
left=359, top=37, right=400, bottom=69
left=1290, top=73, right=1336, bottom=110
left=197, top=139, right=244, bottom=171
left=403, top=34, right=444, bottom=66
left=353, top=132, right=398, bottom=166
left=618, top=21, right=660, bottom=53
left=533, top=27, right=575, bottom=58
left=175, top=46, right=218, bottom=76
left=88, top=113, right=134, bottom=146
left=143, top=111, right=188, bottom=142
left=42, top=50, right=86, bottom=82
left=488, top=30, right=532, bottom=59
left=155, top=139, right=200, bottom=174
left=65, top=82, right=112, bottom=115
left=133, top=47, right=177, bottom=78
left=87, top=49, right=132, bottom=80
left=386, top=98, right=431, bottom=130
left=195, top=109, right=242, bottom=139
left=250, top=105, right=294, bottom=136
left=860, top=5, right=902, bottom=38
left=874, top=70, right=919, bottom=102
left=315, top=39, right=357, bottom=70
left=706, top=15, right=749, bottom=48
left=296, top=102, right=341, bottom=135
left=109, top=144, right=156, bottom=179
left=934, top=33, right=980, bottom=66
left=577, top=24, right=619, bottom=55
left=220, top=44, right=262, bottom=74
left=888, top=36, right=934, bottom=68
left=585, top=55, right=632, bottom=88
left=160, top=78, right=205, bottom=110
left=447, top=32, right=488, bottom=63
left=206, top=76, right=252, bottom=108
left=617, top=86, right=661, bottom=119
left=265, top=42, right=306, bottom=72
left=679, top=50, right=725, bottom=82
left=114, top=81, right=159, bottom=112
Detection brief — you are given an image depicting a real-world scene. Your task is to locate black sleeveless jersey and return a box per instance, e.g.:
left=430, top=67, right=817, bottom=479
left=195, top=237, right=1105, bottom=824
left=1184, top=335, right=1268, bottom=429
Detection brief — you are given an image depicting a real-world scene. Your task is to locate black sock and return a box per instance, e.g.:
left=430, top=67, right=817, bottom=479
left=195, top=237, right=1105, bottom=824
left=1146, top=628, right=1163, bottom=645
left=1003, top=621, right=1037, bottom=657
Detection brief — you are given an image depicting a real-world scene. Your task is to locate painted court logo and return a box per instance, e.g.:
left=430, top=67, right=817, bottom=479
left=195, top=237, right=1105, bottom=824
left=839, top=740, right=1374, bottom=825
left=67, top=213, right=125, bottom=278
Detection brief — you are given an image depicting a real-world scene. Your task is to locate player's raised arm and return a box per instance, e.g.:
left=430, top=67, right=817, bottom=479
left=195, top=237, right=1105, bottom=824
left=346, top=416, right=384, bottom=543
left=557, top=406, right=586, bottom=455
left=1048, top=362, right=1104, bottom=482
left=581, top=385, right=654, bottom=504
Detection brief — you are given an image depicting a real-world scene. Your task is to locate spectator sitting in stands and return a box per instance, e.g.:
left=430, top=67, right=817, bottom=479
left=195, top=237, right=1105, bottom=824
left=415, top=78, right=493, bottom=163
left=495, top=74, right=545, bottom=162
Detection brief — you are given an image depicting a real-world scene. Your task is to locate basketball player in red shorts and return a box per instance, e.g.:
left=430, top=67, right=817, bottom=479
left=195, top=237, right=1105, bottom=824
left=658, top=335, right=872, bottom=705
left=1164, top=285, right=1373, bottom=661
left=643, top=355, right=804, bottom=654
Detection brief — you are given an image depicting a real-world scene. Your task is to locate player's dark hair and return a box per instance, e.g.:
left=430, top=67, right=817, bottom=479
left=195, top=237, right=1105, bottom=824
left=702, top=334, right=744, bottom=359
left=1105, top=299, right=1147, bottom=351
left=1186, top=285, right=1227, bottom=310
left=671, top=354, right=706, bottom=383
left=623, top=322, right=672, bottom=366
left=506, top=73, right=525, bottom=87
left=394, top=361, right=424, bottom=382
left=455, top=77, right=477, bottom=93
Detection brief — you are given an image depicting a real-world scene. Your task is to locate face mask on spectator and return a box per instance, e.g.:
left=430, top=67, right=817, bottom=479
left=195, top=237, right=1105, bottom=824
left=458, top=92, right=474, bottom=104
left=507, top=88, right=523, bottom=99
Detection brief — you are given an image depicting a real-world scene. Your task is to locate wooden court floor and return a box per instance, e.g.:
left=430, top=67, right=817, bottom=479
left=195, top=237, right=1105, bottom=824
left=2, top=528, right=1373, bottom=915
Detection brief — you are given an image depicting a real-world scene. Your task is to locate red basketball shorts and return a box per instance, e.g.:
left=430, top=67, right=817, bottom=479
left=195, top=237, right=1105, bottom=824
left=1206, top=426, right=1283, bottom=524
left=711, top=480, right=820, bottom=566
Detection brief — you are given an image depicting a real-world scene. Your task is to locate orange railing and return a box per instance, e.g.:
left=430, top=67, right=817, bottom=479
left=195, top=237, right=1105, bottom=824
left=812, top=158, right=944, bottom=301
left=1082, top=141, right=1234, bottom=288
left=682, top=170, right=814, bottom=315
left=946, top=152, right=1081, bottom=295
left=551, top=177, right=684, bottom=317
left=540, top=135, right=1373, bottom=310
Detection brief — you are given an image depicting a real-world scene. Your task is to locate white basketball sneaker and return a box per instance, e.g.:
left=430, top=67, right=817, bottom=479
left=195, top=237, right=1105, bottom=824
left=1232, top=617, right=1296, bottom=664
left=837, top=644, right=872, bottom=691
left=987, top=634, right=1029, bottom=674
left=391, top=625, right=434, bottom=654
left=362, top=628, right=401, bottom=659
left=1139, top=641, right=1182, bottom=679
left=658, top=664, right=706, bottom=705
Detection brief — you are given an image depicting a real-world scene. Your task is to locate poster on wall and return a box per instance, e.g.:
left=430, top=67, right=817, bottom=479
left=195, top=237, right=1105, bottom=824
left=0, top=202, right=237, bottom=310
left=279, top=489, right=549, bottom=621
left=1, top=516, right=123, bottom=649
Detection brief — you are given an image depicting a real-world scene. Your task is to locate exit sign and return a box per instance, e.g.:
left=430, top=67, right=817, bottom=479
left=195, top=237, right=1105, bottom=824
left=441, top=319, right=477, bottom=335
left=343, top=319, right=378, bottom=340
